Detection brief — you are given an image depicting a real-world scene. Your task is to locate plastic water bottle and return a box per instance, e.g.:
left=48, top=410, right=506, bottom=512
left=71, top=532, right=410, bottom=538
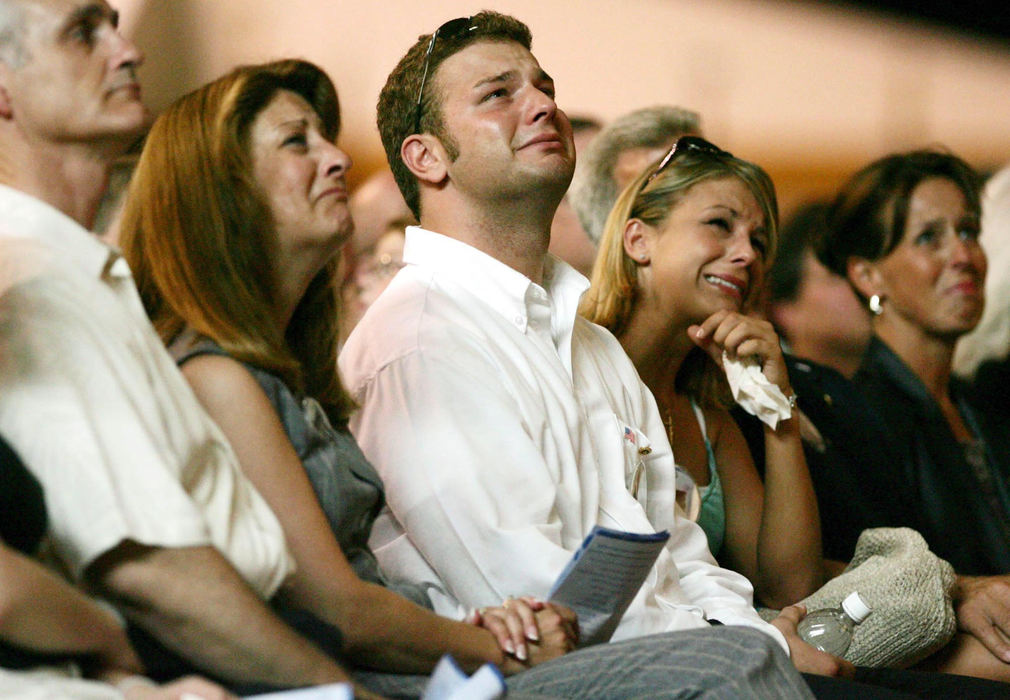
left=797, top=591, right=872, bottom=656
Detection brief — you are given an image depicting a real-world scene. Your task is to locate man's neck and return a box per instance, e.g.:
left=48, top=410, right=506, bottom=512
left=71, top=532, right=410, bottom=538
left=421, top=193, right=556, bottom=285
left=0, top=136, right=113, bottom=229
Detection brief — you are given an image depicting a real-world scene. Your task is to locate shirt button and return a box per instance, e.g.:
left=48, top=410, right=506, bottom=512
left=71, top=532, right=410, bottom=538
left=514, top=315, right=524, bottom=326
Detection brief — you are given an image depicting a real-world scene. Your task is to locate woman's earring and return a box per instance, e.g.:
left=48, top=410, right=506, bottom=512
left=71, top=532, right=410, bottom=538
left=869, top=294, right=884, bottom=316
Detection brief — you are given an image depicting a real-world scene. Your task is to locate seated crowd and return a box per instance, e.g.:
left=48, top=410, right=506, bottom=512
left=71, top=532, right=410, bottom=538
left=1, top=2, right=1009, bottom=698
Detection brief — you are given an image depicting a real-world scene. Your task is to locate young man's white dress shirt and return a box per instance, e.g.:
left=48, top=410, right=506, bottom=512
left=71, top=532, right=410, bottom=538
left=340, top=226, right=786, bottom=650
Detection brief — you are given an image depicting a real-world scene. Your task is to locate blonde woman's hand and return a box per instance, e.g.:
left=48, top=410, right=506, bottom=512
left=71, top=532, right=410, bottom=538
left=689, top=310, right=792, bottom=395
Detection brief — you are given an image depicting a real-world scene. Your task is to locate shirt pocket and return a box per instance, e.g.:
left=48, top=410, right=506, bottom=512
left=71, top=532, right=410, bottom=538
left=611, top=415, right=699, bottom=523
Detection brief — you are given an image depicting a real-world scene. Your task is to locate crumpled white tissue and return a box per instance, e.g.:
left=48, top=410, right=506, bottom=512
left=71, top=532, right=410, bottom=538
left=722, top=351, right=793, bottom=429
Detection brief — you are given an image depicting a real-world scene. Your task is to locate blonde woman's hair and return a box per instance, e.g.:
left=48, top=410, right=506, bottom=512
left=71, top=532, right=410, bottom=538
left=581, top=145, right=779, bottom=408
left=119, top=59, right=354, bottom=422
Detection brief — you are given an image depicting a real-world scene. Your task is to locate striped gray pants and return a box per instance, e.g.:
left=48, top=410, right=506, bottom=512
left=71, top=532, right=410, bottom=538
left=356, top=625, right=813, bottom=699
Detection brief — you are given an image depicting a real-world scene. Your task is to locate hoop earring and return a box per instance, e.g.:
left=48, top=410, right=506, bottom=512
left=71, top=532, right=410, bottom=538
left=869, top=294, right=883, bottom=316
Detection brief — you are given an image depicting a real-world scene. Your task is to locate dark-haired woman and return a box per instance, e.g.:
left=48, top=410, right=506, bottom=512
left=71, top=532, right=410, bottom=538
left=821, top=149, right=1010, bottom=680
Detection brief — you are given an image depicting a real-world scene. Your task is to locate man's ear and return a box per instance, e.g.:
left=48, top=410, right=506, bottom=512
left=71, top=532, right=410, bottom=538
left=847, top=257, right=882, bottom=300
left=623, top=218, right=651, bottom=264
left=400, top=134, right=449, bottom=185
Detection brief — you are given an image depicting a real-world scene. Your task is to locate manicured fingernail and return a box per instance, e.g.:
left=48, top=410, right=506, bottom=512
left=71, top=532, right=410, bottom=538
left=504, top=640, right=515, bottom=654
left=517, top=644, right=527, bottom=661
left=526, top=627, right=539, bottom=642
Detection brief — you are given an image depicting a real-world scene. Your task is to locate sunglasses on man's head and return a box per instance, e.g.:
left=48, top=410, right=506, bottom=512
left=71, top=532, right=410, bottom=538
left=643, top=135, right=733, bottom=188
left=413, top=16, right=478, bottom=135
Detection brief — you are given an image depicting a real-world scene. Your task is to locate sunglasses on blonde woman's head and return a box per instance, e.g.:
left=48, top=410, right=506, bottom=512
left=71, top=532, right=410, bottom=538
left=413, top=16, right=477, bottom=134
left=643, top=135, right=733, bottom=188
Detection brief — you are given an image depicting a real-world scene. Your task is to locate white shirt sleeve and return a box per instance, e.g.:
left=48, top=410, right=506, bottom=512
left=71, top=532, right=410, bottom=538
left=0, top=278, right=213, bottom=579
left=0, top=205, right=291, bottom=598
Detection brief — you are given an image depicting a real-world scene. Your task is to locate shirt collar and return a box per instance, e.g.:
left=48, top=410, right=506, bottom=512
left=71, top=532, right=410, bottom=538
left=864, top=334, right=970, bottom=413
left=402, top=225, right=590, bottom=334
left=0, top=184, right=123, bottom=281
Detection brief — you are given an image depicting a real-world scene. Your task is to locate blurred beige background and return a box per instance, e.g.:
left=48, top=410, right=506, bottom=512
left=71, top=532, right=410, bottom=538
left=117, top=0, right=1010, bottom=214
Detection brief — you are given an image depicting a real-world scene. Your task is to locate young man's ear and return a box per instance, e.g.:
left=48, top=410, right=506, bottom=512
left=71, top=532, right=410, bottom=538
left=400, top=134, right=449, bottom=185
left=623, top=219, right=651, bottom=265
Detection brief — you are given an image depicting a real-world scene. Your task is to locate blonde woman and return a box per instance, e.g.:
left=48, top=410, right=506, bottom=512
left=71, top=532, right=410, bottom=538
left=582, top=137, right=823, bottom=608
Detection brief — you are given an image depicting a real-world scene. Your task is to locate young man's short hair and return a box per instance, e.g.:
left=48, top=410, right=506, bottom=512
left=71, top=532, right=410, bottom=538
left=377, top=11, right=532, bottom=219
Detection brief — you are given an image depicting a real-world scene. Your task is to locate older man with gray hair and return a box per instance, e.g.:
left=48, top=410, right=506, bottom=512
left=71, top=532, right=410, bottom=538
left=0, top=0, right=366, bottom=694
left=569, top=105, right=700, bottom=245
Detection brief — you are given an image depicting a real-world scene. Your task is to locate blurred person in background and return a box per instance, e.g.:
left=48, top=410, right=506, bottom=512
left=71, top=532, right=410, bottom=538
left=547, top=115, right=601, bottom=276
left=342, top=216, right=410, bottom=339
left=569, top=105, right=700, bottom=245
left=954, top=165, right=1010, bottom=416
left=768, top=202, right=872, bottom=379
left=741, top=202, right=901, bottom=570
left=340, top=168, right=416, bottom=343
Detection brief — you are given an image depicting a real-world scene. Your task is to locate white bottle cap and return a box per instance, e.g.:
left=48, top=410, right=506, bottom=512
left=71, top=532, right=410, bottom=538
left=841, top=591, right=872, bottom=623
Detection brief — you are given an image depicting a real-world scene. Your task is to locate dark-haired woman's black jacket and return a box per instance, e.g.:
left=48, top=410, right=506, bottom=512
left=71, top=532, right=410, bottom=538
left=847, top=336, right=1010, bottom=576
